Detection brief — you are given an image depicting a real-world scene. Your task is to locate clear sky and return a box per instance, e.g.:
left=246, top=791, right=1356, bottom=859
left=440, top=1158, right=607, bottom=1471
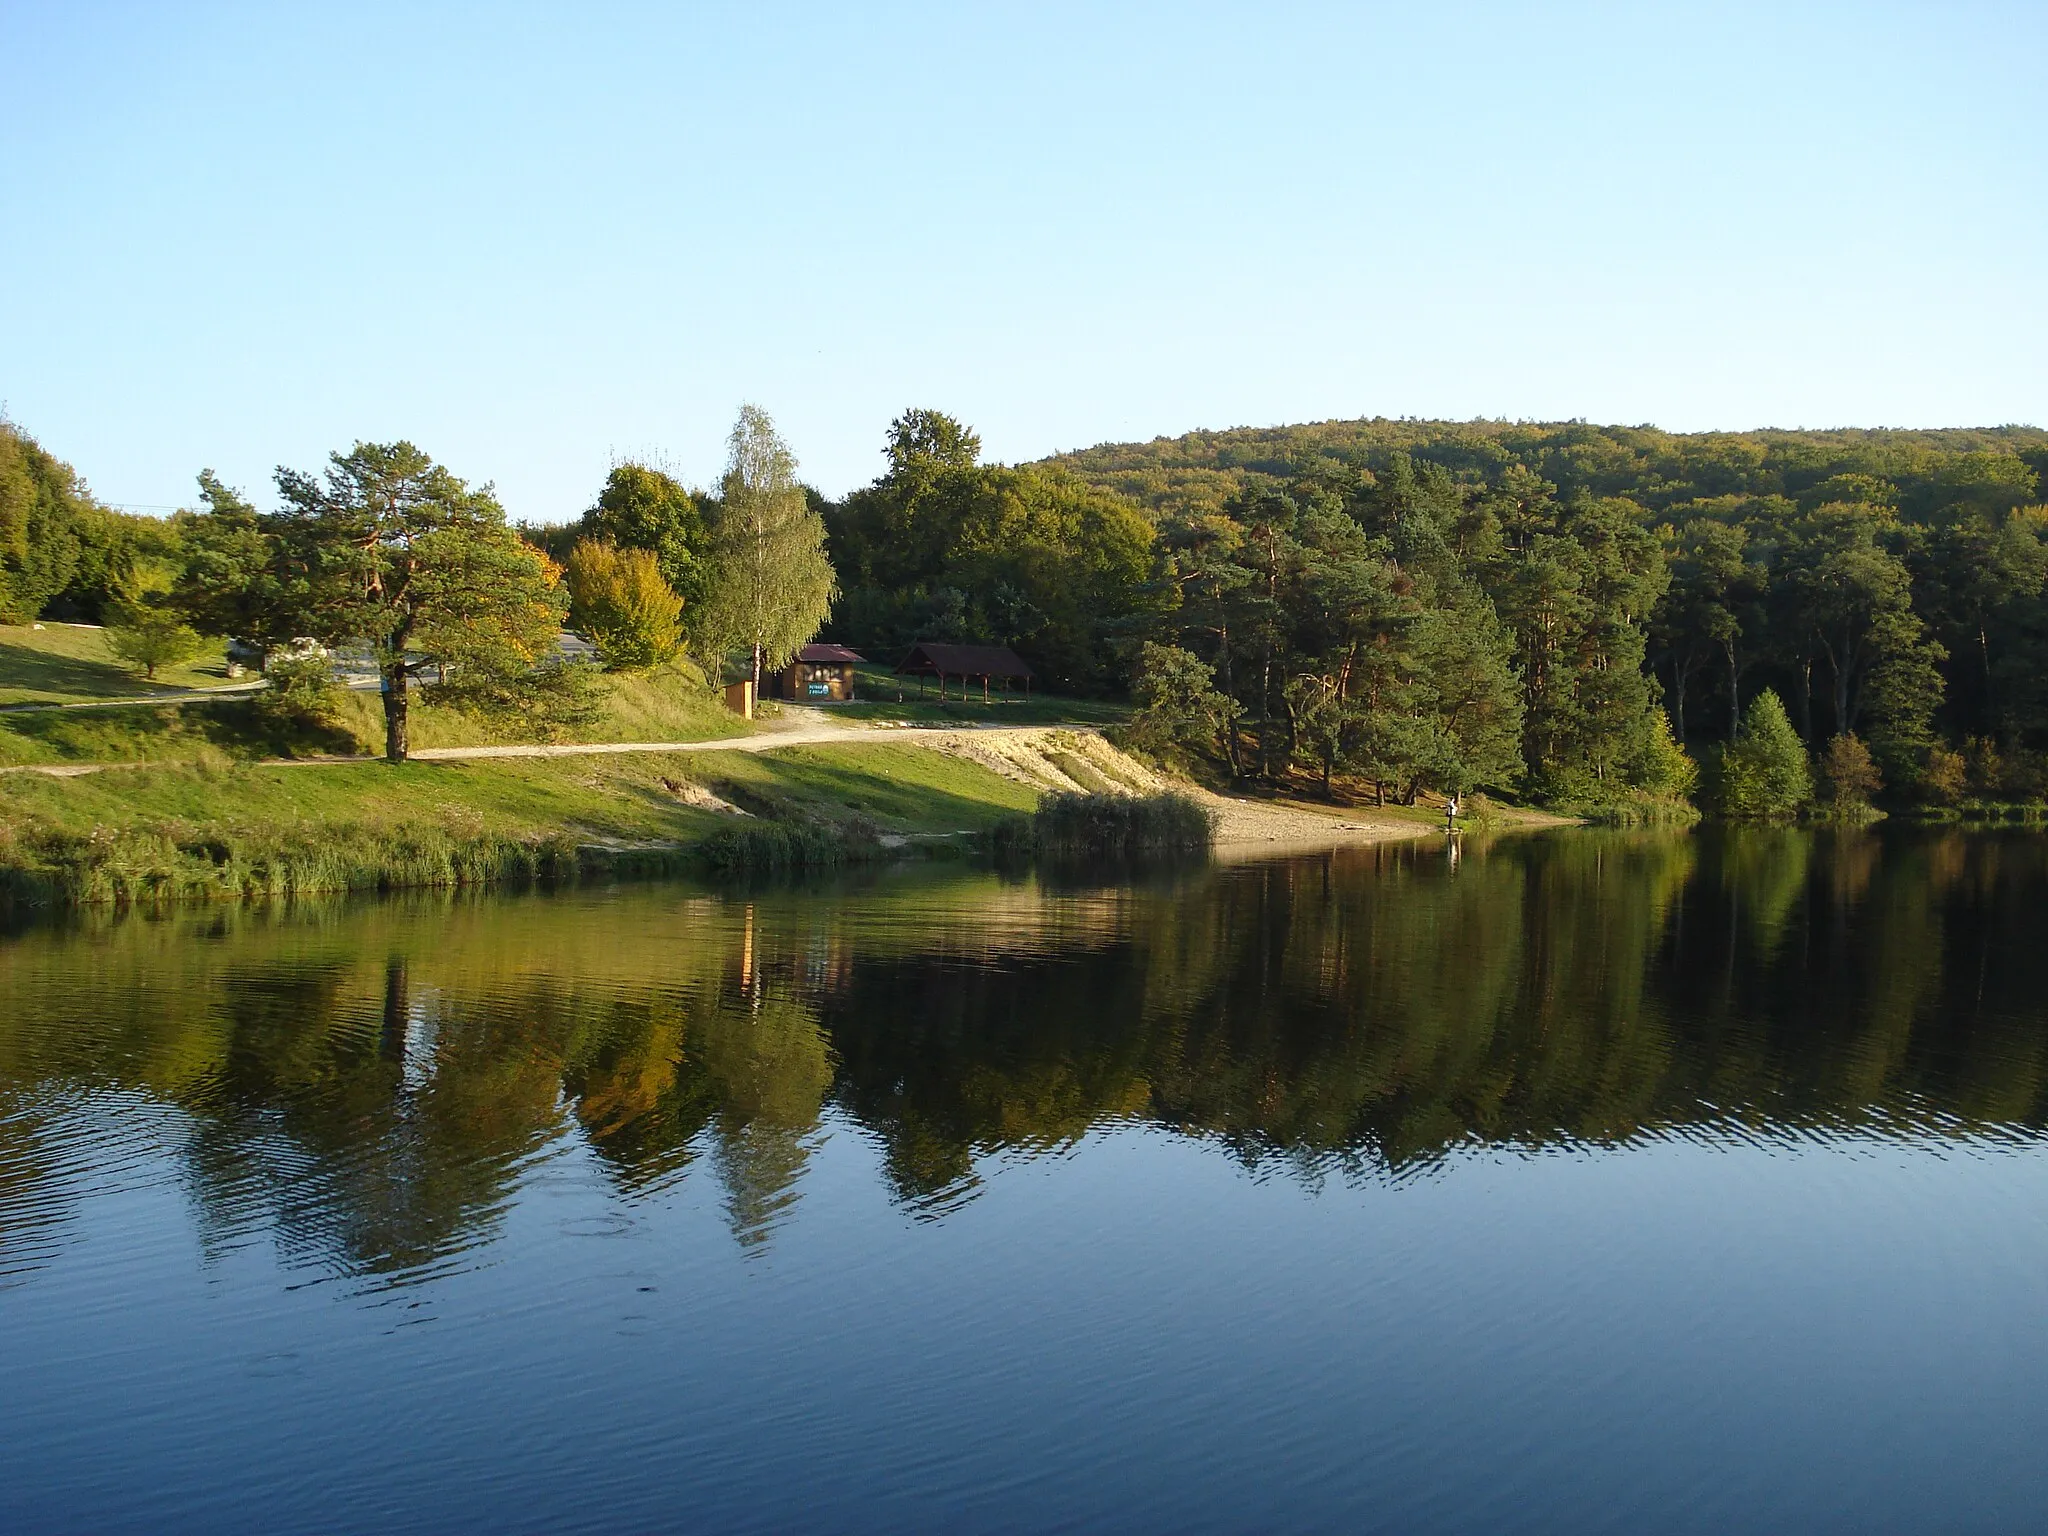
left=3, top=1, right=2042, bottom=522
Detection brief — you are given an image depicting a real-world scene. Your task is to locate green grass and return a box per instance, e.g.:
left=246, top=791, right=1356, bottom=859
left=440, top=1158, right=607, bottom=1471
left=329, top=657, right=750, bottom=750
left=0, top=738, right=1043, bottom=905
left=0, top=623, right=238, bottom=703
left=822, top=662, right=1130, bottom=728
left=0, top=657, right=752, bottom=767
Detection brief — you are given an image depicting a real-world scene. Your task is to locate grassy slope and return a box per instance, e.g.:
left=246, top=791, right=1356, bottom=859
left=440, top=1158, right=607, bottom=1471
left=0, top=623, right=237, bottom=703
left=0, top=739, right=1040, bottom=875
left=0, top=658, right=752, bottom=767
left=329, top=660, right=750, bottom=750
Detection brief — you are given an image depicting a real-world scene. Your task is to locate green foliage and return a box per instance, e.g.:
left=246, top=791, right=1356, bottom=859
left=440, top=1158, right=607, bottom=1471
left=698, top=406, right=837, bottom=687
left=994, top=791, right=1215, bottom=857
left=1818, top=733, right=1882, bottom=810
left=697, top=819, right=881, bottom=873
left=427, top=655, right=608, bottom=743
left=272, top=441, right=569, bottom=761
left=168, top=470, right=307, bottom=650
left=0, top=420, right=86, bottom=623
left=565, top=539, right=685, bottom=670
left=1042, top=416, right=2048, bottom=787
left=103, top=600, right=206, bottom=679
left=1709, top=690, right=1814, bottom=818
left=1124, top=642, right=1238, bottom=766
left=825, top=409, right=1158, bottom=693
left=581, top=462, right=710, bottom=613
left=251, top=653, right=349, bottom=747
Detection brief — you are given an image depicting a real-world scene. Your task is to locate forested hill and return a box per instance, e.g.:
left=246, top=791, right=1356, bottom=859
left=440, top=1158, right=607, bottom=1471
left=1037, top=419, right=2048, bottom=523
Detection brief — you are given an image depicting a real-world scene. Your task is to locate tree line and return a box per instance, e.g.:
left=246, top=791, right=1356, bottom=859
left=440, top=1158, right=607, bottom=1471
left=1, top=408, right=836, bottom=762
left=825, top=412, right=2048, bottom=815
left=8, top=405, right=2047, bottom=810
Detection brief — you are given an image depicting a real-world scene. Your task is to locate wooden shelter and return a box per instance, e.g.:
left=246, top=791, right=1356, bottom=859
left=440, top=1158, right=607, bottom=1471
left=894, top=642, right=1034, bottom=702
left=775, top=643, right=864, bottom=702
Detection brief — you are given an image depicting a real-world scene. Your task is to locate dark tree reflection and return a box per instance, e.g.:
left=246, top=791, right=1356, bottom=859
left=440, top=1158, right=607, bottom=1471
left=5, top=829, right=2048, bottom=1275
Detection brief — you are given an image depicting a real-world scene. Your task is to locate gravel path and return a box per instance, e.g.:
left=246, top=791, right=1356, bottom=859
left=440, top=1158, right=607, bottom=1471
left=0, top=711, right=1550, bottom=848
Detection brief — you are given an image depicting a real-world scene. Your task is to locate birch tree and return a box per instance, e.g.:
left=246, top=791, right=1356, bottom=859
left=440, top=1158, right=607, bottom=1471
left=700, top=406, right=836, bottom=692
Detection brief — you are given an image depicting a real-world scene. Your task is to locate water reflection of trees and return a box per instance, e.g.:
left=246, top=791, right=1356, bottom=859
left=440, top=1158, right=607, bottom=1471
left=5, top=829, right=2048, bottom=1273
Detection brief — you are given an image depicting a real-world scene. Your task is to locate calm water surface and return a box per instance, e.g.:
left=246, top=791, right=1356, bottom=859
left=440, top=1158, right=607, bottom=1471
left=5, top=828, right=2048, bottom=1533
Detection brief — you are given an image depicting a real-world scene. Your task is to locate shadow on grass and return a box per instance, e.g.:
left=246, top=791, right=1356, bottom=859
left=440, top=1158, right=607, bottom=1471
left=0, top=698, right=360, bottom=763
left=736, top=754, right=1030, bottom=831
left=0, top=640, right=165, bottom=700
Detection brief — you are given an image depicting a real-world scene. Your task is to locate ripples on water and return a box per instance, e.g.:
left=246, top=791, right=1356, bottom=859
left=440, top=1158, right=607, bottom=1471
left=6, top=827, right=2048, bottom=1532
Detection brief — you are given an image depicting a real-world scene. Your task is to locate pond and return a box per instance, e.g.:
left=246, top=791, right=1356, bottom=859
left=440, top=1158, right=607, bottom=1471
left=4, top=828, right=2048, bottom=1533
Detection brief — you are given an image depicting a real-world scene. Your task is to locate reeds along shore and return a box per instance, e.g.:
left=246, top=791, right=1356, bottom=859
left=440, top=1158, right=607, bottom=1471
left=994, top=792, right=1216, bottom=858
left=0, top=821, right=712, bottom=910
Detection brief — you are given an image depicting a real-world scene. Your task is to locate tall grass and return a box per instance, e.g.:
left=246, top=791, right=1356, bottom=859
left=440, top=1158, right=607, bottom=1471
left=0, top=820, right=698, bottom=910
left=994, top=792, right=1215, bottom=858
left=696, top=818, right=882, bottom=874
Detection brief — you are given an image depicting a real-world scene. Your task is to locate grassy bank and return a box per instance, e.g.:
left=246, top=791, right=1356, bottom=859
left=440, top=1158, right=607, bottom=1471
left=0, top=657, right=750, bottom=768
left=0, top=739, right=1042, bottom=907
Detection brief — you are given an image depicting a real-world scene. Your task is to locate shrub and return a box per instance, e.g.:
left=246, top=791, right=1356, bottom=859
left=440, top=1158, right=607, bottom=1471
left=255, top=653, right=344, bottom=727
left=697, top=819, right=879, bottom=873
left=104, top=600, right=206, bottom=679
left=1818, top=733, right=1882, bottom=809
left=566, top=539, right=685, bottom=671
left=994, top=791, right=1216, bottom=858
left=1919, top=745, right=1967, bottom=806
left=1709, top=691, right=1813, bottom=818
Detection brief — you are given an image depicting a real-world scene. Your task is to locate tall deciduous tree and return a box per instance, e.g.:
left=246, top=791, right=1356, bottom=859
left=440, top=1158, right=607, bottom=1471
left=699, top=406, right=836, bottom=692
left=273, top=441, right=567, bottom=762
left=565, top=539, right=684, bottom=671
left=581, top=462, right=709, bottom=613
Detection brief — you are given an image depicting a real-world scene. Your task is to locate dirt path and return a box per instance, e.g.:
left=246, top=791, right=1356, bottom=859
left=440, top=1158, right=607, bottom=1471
left=0, top=683, right=265, bottom=713
left=0, top=711, right=1563, bottom=848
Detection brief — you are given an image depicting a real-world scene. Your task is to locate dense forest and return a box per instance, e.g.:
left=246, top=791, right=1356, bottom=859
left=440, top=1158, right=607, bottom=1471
left=0, top=418, right=180, bottom=626
left=824, top=413, right=2048, bottom=814
left=8, top=408, right=2048, bottom=814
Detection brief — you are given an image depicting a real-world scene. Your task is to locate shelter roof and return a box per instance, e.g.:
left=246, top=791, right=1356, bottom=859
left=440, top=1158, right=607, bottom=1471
left=792, top=643, right=864, bottom=664
left=895, top=642, right=1034, bottom=679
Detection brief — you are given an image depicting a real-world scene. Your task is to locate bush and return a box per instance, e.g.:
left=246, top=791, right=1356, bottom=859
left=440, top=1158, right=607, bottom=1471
left=565, top=539, right=685, bottom=671
left=697, top=819, right=880, bottom=873
left=255, top=653, right=344, bottom=726
left=994, top=791, right=1216, bottom=858
left=1818, top=733, right=1882, bottom=810
left=1919, top=745, right=1967, bottom=806
left=104, top=600, right=206, bottom=679
left=1708, top=691, right=1813, bottom=819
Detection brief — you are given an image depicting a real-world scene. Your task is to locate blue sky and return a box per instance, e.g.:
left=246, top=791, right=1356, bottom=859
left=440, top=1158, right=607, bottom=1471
left=3, top=1, right=2042, bottom=521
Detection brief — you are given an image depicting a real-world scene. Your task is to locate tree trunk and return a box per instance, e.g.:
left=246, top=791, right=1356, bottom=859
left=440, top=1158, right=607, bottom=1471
left=382, top=662, right=410, bottom=763
left=1980, top=627, right=1994, bottom=734
left=1797, top=659, right=1813, bottom=743
left=381, top=958, right=410, bottom=1062
left=1723, top=640, right=1741, bottom=741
